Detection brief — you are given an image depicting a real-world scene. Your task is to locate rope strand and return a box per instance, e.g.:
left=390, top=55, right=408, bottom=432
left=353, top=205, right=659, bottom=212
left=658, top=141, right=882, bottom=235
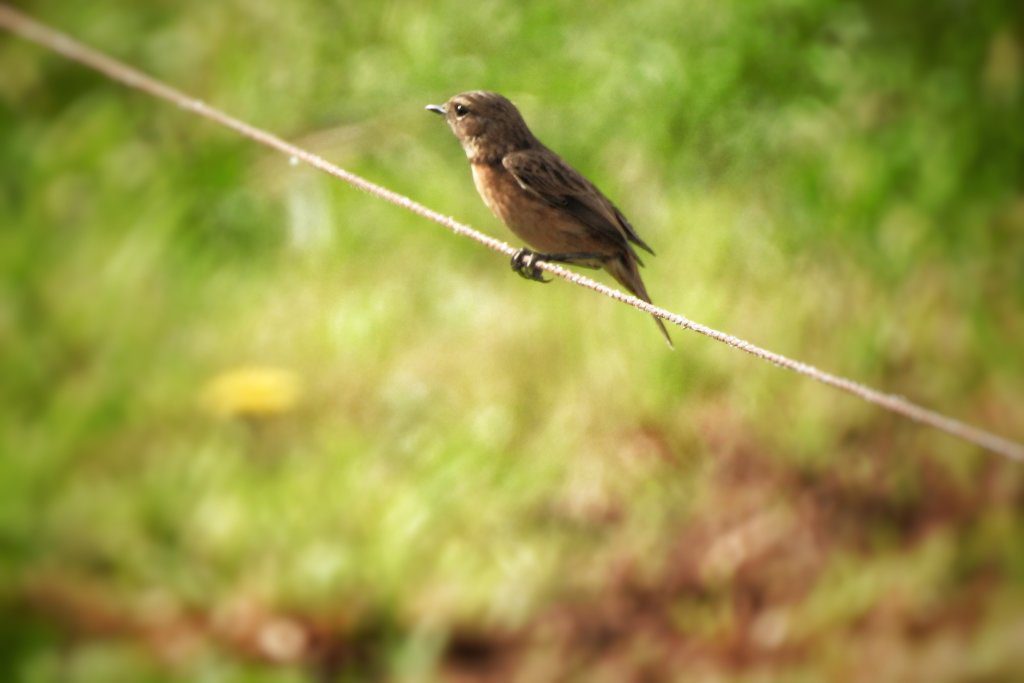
left=2, top=4, right=1020, bottom=462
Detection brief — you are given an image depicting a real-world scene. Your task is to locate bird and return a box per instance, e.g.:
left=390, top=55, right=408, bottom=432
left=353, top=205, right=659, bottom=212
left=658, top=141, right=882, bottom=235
left=426, top=90, right=672, bottom=346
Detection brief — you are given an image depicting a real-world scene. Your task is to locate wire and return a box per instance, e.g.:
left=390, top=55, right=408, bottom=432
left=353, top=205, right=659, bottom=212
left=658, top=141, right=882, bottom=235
left=1, top=4, right=1021, bottom=462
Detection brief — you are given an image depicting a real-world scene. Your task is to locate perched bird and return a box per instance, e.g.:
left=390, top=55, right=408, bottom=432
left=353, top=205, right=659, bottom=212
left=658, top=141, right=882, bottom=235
left=426, top=91, right=671, bottom=346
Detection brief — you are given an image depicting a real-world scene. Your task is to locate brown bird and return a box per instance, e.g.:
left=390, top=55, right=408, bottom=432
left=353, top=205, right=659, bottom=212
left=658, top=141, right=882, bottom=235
left=426, top=91, right=671, bottom=346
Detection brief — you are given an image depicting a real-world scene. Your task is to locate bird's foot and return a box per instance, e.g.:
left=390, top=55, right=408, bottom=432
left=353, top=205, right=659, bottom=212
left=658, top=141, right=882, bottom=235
left=510, top=248, right=550, bottom=282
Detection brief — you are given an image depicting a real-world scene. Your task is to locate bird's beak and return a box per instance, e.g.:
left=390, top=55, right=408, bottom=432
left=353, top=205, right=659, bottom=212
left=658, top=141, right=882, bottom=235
left=425, top=104, right=446, bottom=116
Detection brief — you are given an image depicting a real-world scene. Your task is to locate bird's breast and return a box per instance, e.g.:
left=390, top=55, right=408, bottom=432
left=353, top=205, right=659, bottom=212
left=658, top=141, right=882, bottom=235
left=470, top=161, right=583, bottom=254
left=470, top=162, right=522, bottom=224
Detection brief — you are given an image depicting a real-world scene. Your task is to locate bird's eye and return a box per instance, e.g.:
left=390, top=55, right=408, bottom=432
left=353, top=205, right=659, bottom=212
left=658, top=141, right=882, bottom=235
left=454, top=103, right=469, bottom=117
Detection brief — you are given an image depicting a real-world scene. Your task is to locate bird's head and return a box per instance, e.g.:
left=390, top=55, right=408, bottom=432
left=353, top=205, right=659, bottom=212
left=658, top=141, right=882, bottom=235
left=426, top=91, right=535, bottom=159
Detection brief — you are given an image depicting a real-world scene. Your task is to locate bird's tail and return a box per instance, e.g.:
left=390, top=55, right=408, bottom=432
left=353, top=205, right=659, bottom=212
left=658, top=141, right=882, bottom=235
left=605, top=255, right=673, bottom=348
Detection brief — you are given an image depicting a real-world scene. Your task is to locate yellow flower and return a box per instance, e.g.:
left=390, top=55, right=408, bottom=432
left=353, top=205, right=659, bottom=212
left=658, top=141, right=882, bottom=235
left=202, top=367, right=301, bottom=419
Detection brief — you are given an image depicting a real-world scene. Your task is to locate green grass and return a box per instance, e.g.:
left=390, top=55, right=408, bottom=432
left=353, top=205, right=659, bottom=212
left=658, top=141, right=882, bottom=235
left=2, top=0, right=1023, bottom=680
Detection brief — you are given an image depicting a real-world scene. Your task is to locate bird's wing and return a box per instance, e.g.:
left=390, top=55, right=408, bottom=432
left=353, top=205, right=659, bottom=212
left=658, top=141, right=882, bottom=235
left=502, top=149, right=655, bottom=257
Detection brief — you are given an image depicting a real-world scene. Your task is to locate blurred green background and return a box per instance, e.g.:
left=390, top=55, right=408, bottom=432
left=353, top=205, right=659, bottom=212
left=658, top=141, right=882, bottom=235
left=2, top=0, right=1023, bottom=680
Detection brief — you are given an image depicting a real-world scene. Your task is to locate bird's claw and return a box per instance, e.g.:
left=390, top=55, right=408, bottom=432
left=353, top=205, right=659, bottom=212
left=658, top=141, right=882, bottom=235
left=510, top=248, right=550, bottom=282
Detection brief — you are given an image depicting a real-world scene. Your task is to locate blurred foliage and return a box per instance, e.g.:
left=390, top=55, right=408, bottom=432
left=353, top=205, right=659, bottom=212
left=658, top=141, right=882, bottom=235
left=1, top=0, right=1023, bottom=680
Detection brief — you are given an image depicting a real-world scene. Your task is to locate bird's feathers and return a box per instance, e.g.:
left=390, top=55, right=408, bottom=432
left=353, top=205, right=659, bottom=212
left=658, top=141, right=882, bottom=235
left=604, top=255, right=673, bottom=347
left=502, top=149, right=655, bottom=259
